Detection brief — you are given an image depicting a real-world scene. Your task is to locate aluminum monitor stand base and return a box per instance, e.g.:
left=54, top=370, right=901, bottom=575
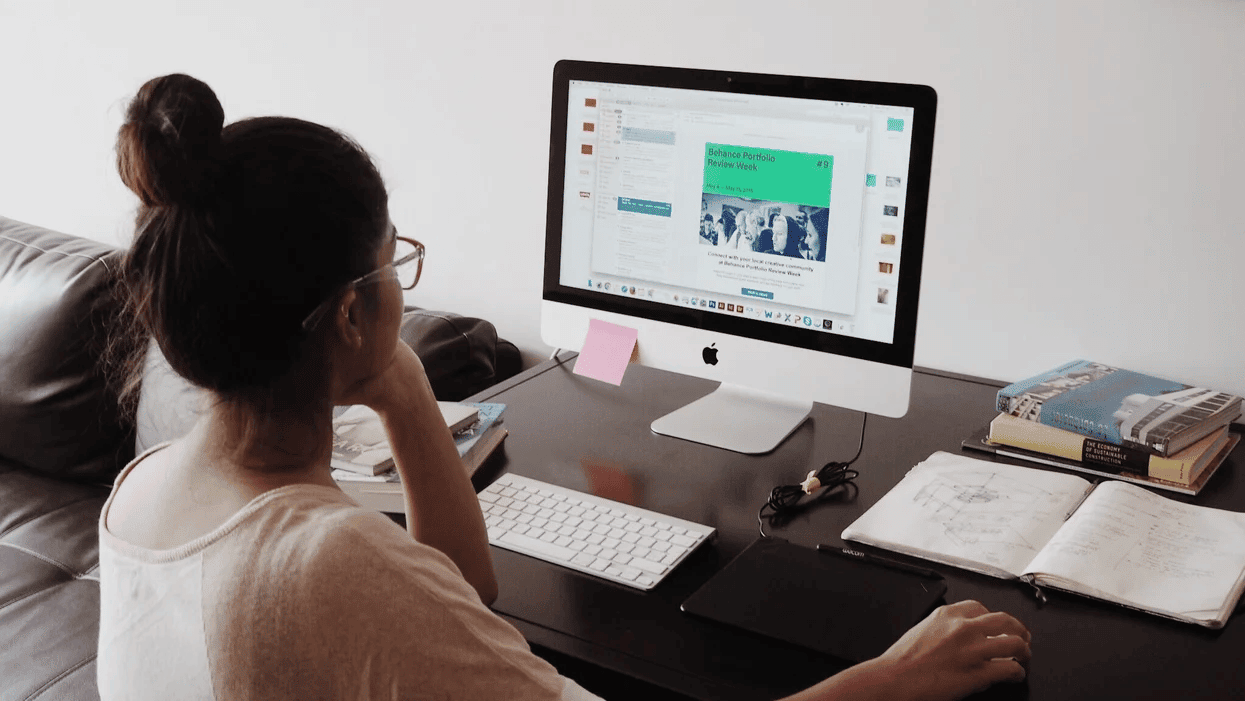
left=651, top=382, right=813, bottom=455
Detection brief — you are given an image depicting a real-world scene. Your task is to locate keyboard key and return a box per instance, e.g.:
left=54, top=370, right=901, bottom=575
left=480, top=492, right=499, bottom=503
left=589, top=558, right=610, bottom=572
left=500, top=531, right=575, bottom=562
left=555, top=536, right=573, bottom=547
left=671, top=534, right=696, bottom=548
left=539, top=531, right=559, bottom=544
left=584, top=544, right=603, bottom=556
left=629, top=557, right=667, bottom=575
left=571, top=552, right=595, bottom=567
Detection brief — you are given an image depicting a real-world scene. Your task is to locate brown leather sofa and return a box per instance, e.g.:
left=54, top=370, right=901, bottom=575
left=0, top=215, right=520, bottom=700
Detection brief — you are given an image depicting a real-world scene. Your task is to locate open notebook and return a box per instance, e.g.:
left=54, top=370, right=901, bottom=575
left=842, top=451, right=1245, bottom=628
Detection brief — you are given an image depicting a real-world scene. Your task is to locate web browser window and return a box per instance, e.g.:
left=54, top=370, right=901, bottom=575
left=559, top=80, right=916, bottom=344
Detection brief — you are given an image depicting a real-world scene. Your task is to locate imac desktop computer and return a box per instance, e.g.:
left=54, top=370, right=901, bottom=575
left=541, top=60, right=937, bottom=454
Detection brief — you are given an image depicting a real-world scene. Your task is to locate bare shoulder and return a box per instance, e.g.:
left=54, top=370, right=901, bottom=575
left=104, top=441, right=252, bottom=551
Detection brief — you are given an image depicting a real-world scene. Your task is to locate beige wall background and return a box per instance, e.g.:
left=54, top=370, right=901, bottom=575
left=3, top=0, right=1242, bottom=397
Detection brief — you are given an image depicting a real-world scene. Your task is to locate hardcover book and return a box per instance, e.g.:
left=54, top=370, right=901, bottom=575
left=331, top=402, right=480, bottom=476
left=333, top=403, right=507, bottom=513
left=996, top=360, right=1241, bottom=457
left=843, top=451, right=1245, bottom=628
left=962, top=423, right=1236, bottom=497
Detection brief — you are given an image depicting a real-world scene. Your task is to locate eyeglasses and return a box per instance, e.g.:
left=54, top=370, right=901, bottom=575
left=301, top=235, right=425, bottom=331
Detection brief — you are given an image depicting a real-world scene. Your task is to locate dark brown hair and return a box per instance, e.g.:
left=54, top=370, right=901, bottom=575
left=109, top=73, right=389, bottom=418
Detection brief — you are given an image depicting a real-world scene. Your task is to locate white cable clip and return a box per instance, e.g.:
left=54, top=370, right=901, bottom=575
left=800, top=470, right=821, bottom=495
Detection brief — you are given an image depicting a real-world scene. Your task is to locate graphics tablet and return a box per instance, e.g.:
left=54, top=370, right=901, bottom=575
left=681, top=537, right=946, bottom=662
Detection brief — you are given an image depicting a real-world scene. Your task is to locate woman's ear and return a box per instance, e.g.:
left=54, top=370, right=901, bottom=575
left=332, top=288, right=366, bottom=350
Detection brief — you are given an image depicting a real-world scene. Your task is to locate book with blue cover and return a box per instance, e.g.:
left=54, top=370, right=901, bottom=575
left=996, top=360, right=1241, bottom=457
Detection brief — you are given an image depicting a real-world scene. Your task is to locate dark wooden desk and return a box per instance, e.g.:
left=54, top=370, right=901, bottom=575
left=467, top=354, right=1245, bottom=701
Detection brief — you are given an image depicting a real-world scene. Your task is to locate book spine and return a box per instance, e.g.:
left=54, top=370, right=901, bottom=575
left=1042, top=410, right=1124, bottom=446
left=1078, top=438, right=1153, bottom=475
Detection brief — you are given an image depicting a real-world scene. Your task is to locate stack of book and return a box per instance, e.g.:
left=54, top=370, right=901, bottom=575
left=964, top=360, right=1241, bottom=495
left=331, top=402, right=508, bottom=513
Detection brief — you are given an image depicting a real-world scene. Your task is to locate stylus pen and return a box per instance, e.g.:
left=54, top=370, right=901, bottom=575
left=817, top=544, right=943, bottom=580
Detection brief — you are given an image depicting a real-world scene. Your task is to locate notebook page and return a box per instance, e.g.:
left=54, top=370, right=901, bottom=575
left=1024, top=480, right=1245, bottom=622
left=842, top=452, right=1093, bottom=579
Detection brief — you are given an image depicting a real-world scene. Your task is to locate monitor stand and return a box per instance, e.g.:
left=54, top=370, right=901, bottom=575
left=651, top=383, right=813, bottom=455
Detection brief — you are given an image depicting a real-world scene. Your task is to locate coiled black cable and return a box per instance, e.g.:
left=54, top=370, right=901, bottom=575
left=757, top=414, right=867, bottom=537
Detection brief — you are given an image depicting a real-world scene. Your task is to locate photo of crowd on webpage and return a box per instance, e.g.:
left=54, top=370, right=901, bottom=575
left=698, top=194, right=829, bottom=262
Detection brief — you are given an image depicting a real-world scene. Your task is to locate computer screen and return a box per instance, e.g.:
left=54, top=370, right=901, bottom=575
left=542, top=60, right=937, bottom=453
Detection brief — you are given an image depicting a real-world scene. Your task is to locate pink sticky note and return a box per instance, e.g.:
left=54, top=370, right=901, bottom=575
left=573, top=319, right=637, bottom=386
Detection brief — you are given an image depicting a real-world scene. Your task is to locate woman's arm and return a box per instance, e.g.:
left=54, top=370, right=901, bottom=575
left=357, top=343, right=498, bottom=604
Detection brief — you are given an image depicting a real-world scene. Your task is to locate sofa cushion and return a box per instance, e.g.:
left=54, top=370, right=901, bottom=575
left=0, top=460, right=108, bottom=701
left=0, top=216, right=133, bottom=483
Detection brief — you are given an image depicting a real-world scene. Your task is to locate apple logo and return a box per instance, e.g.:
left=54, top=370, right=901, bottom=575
left=702, top=343, right=719, bottom=366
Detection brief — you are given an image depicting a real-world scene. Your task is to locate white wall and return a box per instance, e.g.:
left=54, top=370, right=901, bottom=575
left=3, top=1, right=1242, bottom=397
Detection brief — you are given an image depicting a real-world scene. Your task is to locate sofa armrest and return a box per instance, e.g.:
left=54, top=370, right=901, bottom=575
left=0, top=216, right=133, bottom=483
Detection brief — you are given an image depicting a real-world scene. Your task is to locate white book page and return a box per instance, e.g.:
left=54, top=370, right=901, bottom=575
left=842, top=452, right=1093, bottom=578
left=1024, top=480, right=1245, bottom=619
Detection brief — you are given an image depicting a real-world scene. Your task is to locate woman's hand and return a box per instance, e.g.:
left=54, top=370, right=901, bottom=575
left=337, top=341, right=431, bottom=418
left=875, top=600, right=1030, bottom=701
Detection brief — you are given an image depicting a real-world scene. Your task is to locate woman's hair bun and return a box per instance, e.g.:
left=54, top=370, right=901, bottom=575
left=116, top=74, right=225, bottom=208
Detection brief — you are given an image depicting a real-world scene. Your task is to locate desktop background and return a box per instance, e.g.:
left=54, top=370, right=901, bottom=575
left=2, top=0, right=1241, bottom=398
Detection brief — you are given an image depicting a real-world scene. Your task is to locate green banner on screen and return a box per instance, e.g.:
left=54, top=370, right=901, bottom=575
left=702, top=143, right=833, bottom=207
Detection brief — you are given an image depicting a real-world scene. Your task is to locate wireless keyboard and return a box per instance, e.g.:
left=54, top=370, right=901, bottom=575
left=479, top=473, right=715, bottom=590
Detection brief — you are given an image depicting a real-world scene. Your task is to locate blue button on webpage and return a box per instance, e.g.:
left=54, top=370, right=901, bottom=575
left=741, top=288, right=774, bottom=300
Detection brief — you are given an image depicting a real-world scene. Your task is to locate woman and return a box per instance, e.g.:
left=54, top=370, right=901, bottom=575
left=765, top=215, right=804, bottom=257
left=801, top=208, right=829, bottom=262
left=98, top=74, right=1030, bottom=700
